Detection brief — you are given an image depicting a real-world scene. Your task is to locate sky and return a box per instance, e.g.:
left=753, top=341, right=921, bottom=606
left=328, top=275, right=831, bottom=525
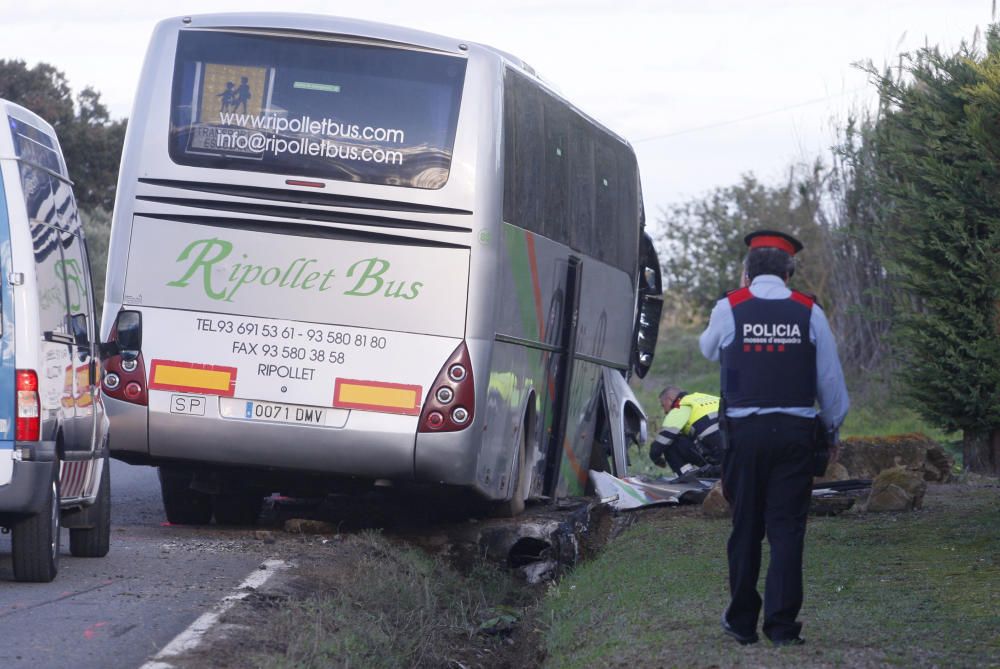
left=0, top=0, right=994, bottom=220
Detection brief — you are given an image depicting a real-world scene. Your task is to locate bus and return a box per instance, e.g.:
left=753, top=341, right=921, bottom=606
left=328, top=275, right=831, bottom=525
left=0, top=99, right=111, bottom=581
left=102, top=13, right=662, bottom=522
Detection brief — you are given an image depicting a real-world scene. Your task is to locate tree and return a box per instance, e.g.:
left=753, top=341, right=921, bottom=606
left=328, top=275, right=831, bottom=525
left=824, top=112, right=898, bottom=375
left=870, top=28, right=1000, bottom=475
left=0, top=60, right=125, bottom=212
left=655, top=165, right=832, bottom=319
left=56, top=87, right=127, bottom=213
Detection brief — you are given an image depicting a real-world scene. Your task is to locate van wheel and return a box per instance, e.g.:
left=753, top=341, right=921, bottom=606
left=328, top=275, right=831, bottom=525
left=69, top=456, right=111, bottom=558
left=213, top=493, right=263, bottom=526
left=493, top=432, right=527, bottom=518
left=12, top=473, right=60, bottom=582
left=158, top=466, right=212, bottom=525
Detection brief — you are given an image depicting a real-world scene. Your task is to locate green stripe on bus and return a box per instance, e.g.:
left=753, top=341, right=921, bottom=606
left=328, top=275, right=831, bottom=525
left=503, top=225, right=541, bottom=340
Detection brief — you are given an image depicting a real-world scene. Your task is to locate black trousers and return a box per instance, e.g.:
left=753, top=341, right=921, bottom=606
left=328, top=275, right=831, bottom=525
left=721, top=413, right=814, bottom=641
left=662, top=434, right=708, bottom=474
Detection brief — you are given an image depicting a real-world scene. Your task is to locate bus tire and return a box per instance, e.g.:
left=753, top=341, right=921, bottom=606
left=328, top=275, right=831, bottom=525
left=158, top=466, right=213, bottom=525
left=12, top=472, right=60, bottom=582
left=69, top=456, right=111, bottom=558
left=212, top=492, right=263, bottom=526
left=493, top=432, right=527, bottom=518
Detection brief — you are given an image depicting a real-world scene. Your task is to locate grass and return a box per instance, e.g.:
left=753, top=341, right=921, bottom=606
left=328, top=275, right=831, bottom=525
left=542, top=482, right=1000, bottom=668
left=212, top=326, right=979, bottom=668
left=250, top=531, right=534, bottom=669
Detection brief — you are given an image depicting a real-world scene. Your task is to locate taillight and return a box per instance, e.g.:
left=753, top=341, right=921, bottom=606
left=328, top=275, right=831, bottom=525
left=418, top=342, right=475, bottom=433
left=102, top=351, right=148, bottom=406
left=16, top=369, right=40, bottom=441
left=102, top=311, right=148, bottom=406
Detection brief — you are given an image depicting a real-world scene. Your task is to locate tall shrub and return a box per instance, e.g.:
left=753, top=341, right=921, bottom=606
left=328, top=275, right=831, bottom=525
left=872, top=28, right=1000, bottom=474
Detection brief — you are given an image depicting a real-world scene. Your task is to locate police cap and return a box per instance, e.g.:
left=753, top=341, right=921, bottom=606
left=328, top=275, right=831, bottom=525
left=743, top=229, right=803, bottom=256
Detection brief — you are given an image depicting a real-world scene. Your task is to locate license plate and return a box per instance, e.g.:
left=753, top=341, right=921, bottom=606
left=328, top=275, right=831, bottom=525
left=240, top=400, right=326, bottom=426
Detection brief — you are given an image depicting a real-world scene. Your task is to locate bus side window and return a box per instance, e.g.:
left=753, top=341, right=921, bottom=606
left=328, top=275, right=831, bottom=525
left=543, top=95, right=570, bottom=244
left=504, top=69, right=545, bottom=234
left=617, top=149, right=640, bottom=274
left=569, top=115, right=596, bottom=254
left=594, top=138, right=619, bottom=270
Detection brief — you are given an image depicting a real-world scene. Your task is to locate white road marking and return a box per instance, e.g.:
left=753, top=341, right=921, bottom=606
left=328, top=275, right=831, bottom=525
left=139, top=558, right=289, bottom=669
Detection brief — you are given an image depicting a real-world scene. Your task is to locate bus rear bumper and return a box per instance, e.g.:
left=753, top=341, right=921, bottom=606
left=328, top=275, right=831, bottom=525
left=108, top=393, right=485, bottom=493
left=414, top=430, right=488, bottom=498
left=145, top=401, right=417, bottom=480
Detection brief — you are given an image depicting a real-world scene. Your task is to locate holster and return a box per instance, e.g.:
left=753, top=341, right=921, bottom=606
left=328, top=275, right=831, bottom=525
left=812, top=416, right=831, bottom=476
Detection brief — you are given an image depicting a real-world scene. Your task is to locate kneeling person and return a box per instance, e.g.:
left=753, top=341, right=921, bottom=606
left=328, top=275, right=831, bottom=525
left=649, top=386, right=723, bottom=477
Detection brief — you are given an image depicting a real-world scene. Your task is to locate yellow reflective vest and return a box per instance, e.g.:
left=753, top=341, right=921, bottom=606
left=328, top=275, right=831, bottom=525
left=661, top=392, right=720, bottom=439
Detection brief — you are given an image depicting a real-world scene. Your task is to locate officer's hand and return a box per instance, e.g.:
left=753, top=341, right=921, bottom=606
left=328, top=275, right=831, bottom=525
left=827, top=429, right=840, bottom=465
left=649, top=441, right=668, bottom=468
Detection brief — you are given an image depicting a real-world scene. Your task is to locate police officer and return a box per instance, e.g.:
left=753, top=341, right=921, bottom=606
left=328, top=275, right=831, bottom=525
left=699, top=230, right=849, bottom=646
left=649, top=386, right=723, bottom=478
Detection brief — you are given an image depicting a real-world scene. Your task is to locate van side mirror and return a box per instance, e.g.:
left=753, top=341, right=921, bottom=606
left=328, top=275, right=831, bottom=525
left=115, top=310, right=142, bottom=362
left=69, top=313, right=89, bottom=347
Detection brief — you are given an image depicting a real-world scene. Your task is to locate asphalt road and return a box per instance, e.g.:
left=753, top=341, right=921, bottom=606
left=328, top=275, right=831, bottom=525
left=0, top=460, right=275, bottom=669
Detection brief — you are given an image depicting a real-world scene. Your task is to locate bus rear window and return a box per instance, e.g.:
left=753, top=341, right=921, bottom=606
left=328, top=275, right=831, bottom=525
left=169, top=30, right=467, bottom=189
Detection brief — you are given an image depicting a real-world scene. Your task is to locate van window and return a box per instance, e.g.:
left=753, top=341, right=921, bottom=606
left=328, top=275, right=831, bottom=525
left=18, top=163, right=68, bottom=337
left=8, top=117, right=63, bottom=175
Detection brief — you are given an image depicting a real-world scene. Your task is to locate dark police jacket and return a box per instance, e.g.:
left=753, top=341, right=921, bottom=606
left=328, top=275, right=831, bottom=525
left=720, top=286, right=817, bottom=408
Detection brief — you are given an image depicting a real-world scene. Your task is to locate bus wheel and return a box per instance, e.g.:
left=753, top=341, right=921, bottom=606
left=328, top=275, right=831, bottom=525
left=493, top=432, right=527, bottom=518
left=213, top=492, right=263, bottom=526
left=12, top=471, right=60, bottom=582
left=69, top=454, right=112, bottom=557
left=158, top=466, right=212, bottom=525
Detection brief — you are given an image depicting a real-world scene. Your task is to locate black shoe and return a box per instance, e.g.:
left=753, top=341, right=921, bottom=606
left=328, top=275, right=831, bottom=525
left=771, top=636, right=805, bottom=647
left=694, top=464, right=721, bottom=478
left=721, top=616, right=759, bottom=645
left=672, top=467, right=701, bottom=484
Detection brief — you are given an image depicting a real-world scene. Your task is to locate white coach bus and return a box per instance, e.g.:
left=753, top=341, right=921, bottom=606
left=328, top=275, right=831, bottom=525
left=102, top=13, right=662, bottom=523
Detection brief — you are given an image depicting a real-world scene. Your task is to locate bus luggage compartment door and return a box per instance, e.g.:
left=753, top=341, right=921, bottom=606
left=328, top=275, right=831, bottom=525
left=542, top=256, right=582, bottom=498
left=600, top=366, right=647, bottom=477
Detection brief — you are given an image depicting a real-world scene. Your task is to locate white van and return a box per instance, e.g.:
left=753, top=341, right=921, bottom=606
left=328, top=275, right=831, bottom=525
left=0, top=99, right=111, bottom=582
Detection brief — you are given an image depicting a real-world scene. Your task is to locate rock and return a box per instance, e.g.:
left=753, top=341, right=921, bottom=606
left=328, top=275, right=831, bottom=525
left=864, top=466, right=927, bottom=512
left=809, top=496, right=855, bottom=516
left=283, top=518, right=338, bottom=534
left=839, top=433, right=954, bottom=482
left=520, top=560, right=559, bottom=584
left=866, top=484, right=913, bottom=512
left=814, top=461, right=850, bottom=484
left=701, top=480, right=731, bottom=518
left=253, top=530, right=276, bottom=544
left=924, top=445, right=955, bottom=483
